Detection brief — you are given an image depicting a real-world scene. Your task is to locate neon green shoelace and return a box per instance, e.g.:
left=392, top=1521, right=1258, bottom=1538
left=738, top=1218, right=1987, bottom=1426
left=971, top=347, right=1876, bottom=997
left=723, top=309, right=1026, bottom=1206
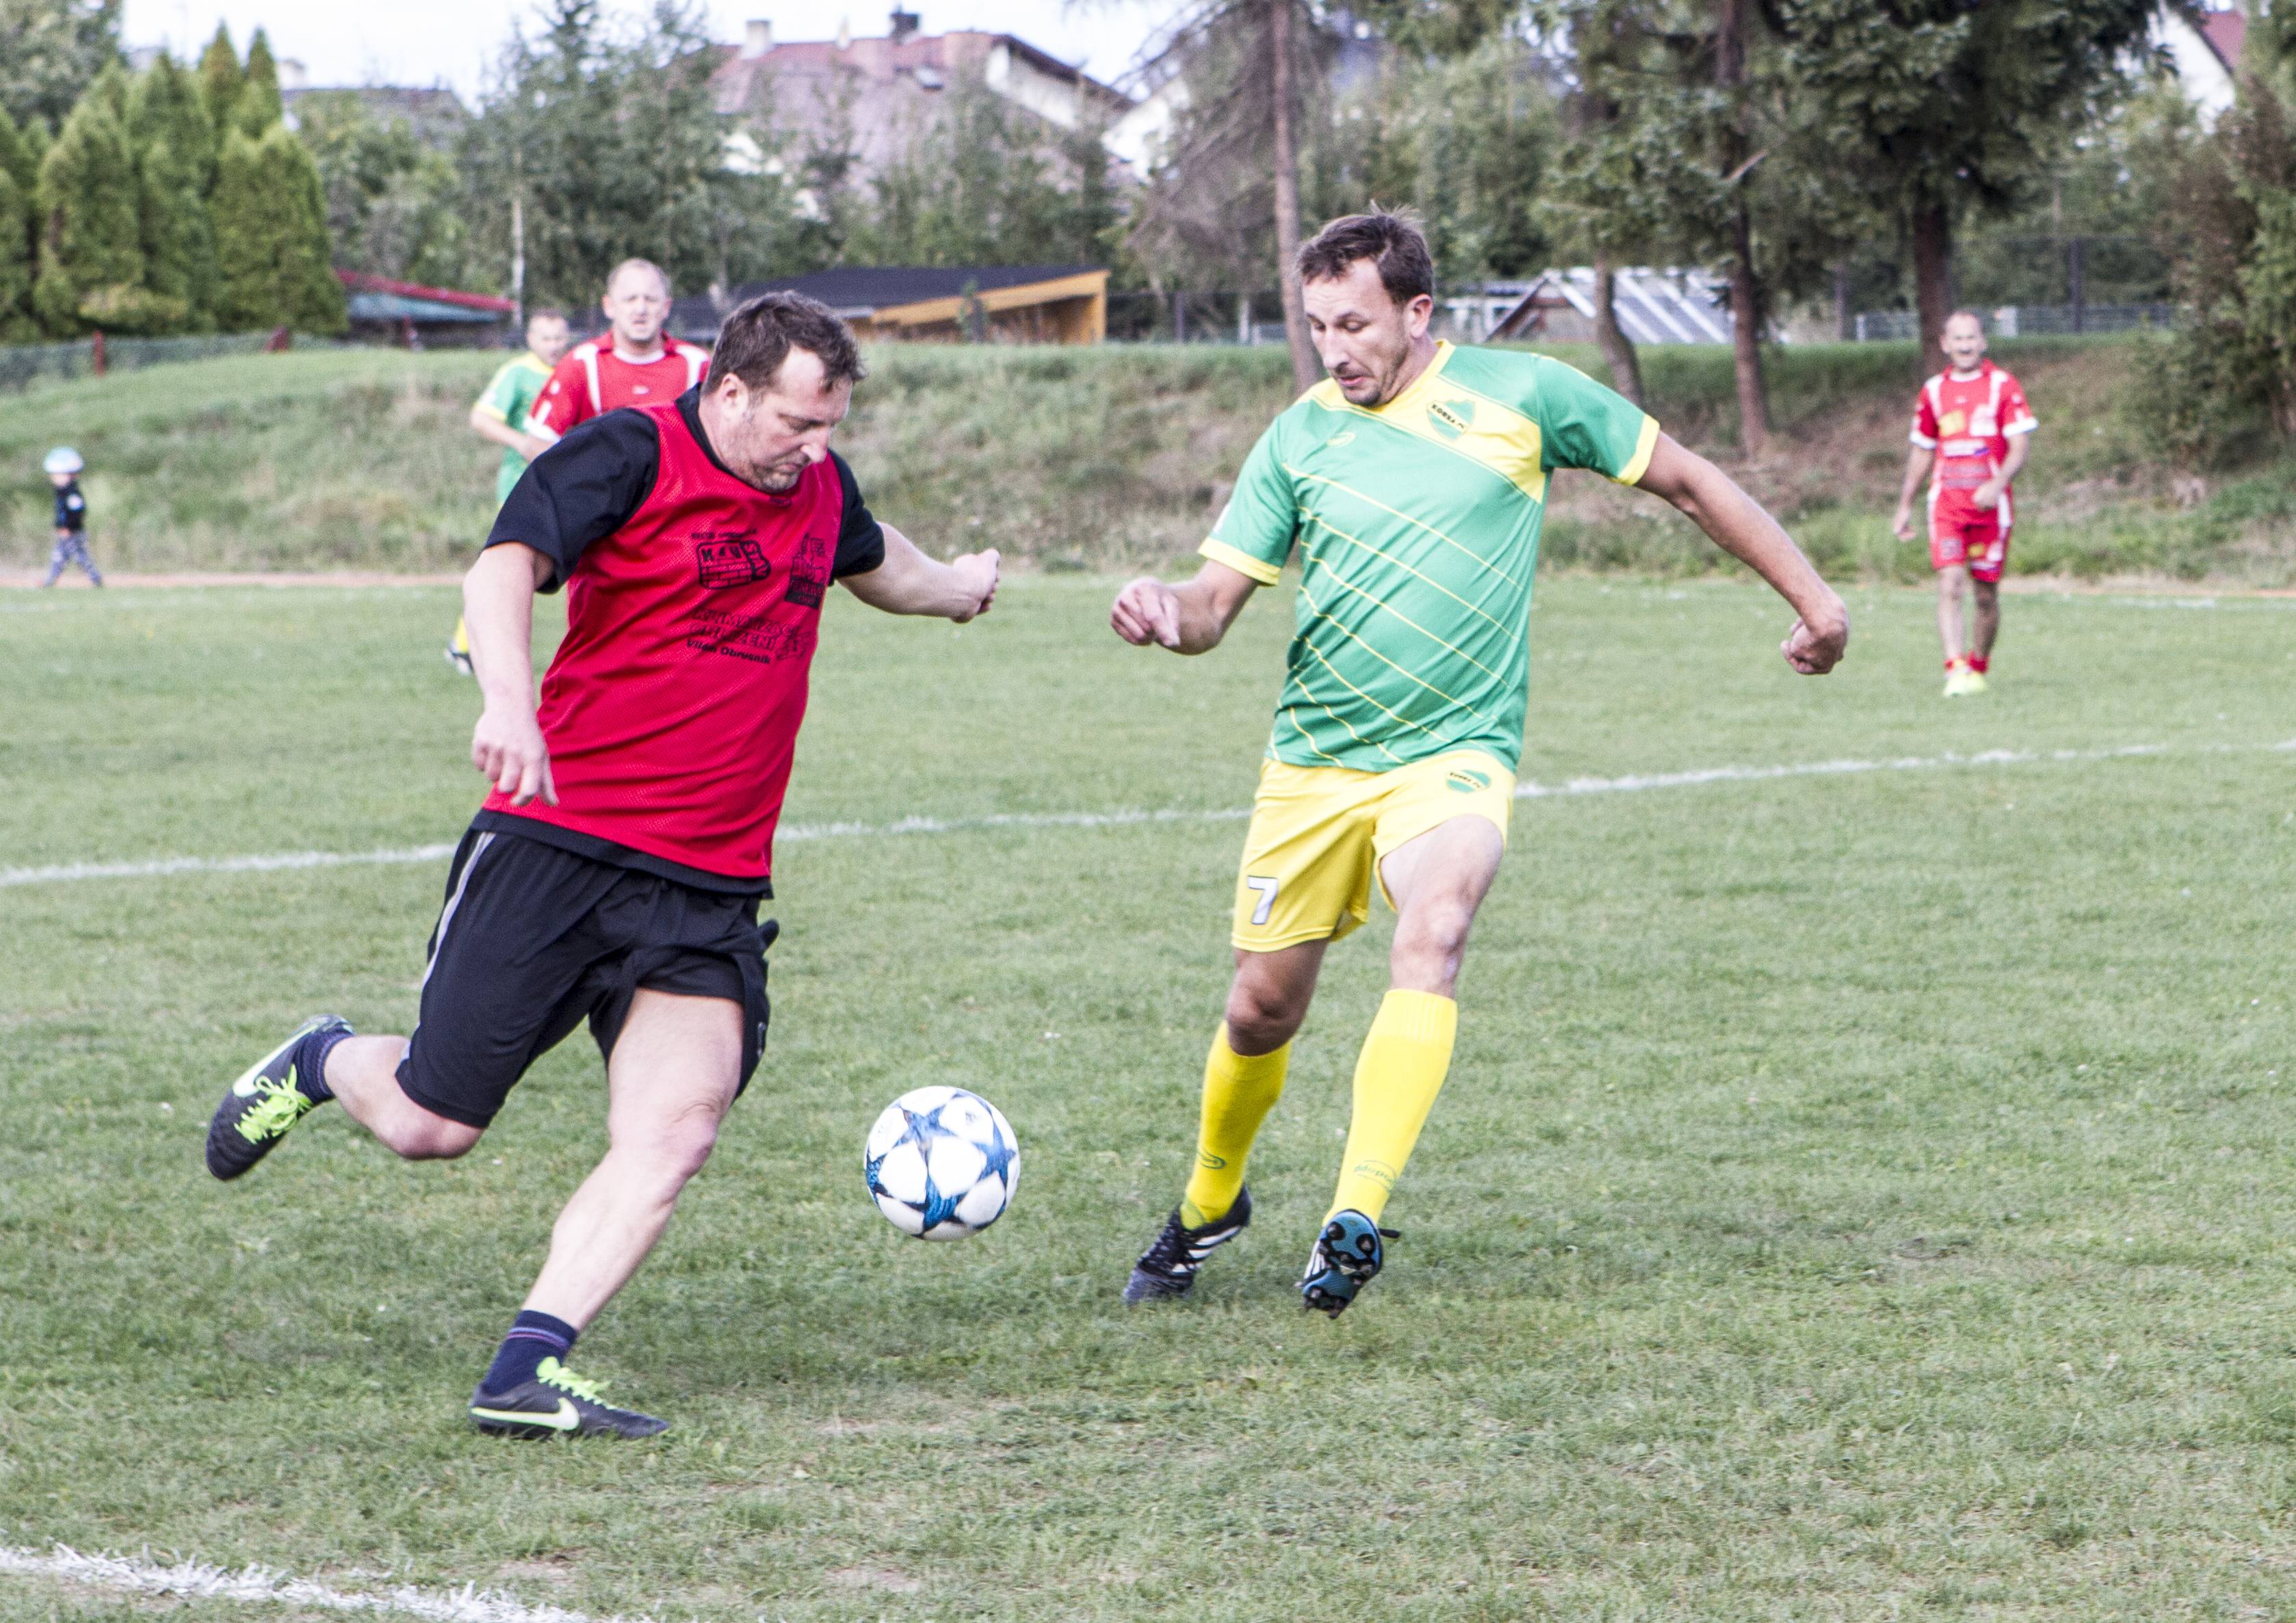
left=534, top=1358, right=607, bottom=1404
left=235, top=1072, right=316, bottom=1144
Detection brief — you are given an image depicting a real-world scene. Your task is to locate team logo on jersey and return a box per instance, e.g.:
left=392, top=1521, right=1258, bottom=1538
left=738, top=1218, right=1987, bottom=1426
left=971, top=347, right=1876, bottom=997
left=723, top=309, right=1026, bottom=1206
left=782, top=533, right=832, bottom=609
left=695, top=538, right=772, bottom=590
left=1939, top=408, right=1967, bottom=436
left=1428, top=399, right=1476, bottom=440
left=1326, top=430, right=1355, bottom=447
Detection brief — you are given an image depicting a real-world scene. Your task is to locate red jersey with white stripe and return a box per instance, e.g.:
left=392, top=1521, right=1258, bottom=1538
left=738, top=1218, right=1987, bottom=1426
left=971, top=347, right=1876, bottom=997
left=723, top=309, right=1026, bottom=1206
left=1910, top=360, right=2037, bottom=521
left=525, top=337, right=712, bottom=443
left=479, top=395, right=884, bottom=884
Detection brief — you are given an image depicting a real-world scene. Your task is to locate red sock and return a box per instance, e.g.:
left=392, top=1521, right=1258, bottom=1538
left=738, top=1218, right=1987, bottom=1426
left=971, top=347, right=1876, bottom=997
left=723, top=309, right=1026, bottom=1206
left=1967, top=654, right=1989, bottom=674
left=1944, top=656, right=1964, bottom=671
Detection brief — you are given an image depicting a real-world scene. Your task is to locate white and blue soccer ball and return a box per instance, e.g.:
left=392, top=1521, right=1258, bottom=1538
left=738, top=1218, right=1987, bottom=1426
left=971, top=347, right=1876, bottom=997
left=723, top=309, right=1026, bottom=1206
left=863, top=1086, right=1020, bottom=1241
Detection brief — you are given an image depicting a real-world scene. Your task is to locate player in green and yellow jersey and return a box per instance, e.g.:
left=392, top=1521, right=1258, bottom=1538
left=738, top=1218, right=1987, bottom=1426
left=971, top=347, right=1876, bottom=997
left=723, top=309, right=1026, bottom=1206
left=449, top=306, right=571, bottom=673
left=1111, top=211, right=1849, bottom=1315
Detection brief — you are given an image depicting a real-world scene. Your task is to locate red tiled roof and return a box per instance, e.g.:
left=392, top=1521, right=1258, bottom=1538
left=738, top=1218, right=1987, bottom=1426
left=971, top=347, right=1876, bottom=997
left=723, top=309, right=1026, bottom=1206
left=2200, top=6, right=2246, bottom=71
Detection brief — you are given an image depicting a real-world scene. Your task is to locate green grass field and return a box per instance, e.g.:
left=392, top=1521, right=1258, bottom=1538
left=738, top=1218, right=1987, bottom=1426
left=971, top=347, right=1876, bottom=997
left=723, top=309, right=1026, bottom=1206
left=5, top=576, right=2296, bottom=1622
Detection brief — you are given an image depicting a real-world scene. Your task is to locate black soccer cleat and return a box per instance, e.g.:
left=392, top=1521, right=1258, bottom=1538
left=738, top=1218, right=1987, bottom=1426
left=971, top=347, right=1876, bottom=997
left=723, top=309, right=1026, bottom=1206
left=469, top=1358, right=668, bottom=1440
left=205, top=1016, right=350, bottom=1181
left=1299, top=1209, right=1397, bottom=1317
left=1123, top=1186, right=1253, bottom=1303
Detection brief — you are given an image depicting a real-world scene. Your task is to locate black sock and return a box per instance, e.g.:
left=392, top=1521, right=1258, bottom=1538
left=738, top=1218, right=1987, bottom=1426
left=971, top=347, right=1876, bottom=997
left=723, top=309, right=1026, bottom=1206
left=479, top=1310, right=579, bottom=1397
left=291, top=1025, right=352, bottom=1105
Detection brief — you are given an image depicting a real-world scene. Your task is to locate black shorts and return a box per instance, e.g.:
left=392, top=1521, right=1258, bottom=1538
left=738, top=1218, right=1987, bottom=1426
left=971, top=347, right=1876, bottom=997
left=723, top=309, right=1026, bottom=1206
left=397, top=826, right=775, bottom=1129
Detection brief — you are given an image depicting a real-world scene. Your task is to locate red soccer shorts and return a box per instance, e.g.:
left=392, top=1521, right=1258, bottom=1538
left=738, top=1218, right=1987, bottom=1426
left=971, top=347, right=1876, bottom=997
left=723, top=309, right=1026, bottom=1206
left=1929, top=503, right=2009, bottom=583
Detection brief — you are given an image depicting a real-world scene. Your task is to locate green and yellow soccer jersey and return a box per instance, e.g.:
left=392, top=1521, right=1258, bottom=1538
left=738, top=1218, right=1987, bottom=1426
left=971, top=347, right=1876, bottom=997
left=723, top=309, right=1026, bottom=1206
left=475, top=352, right=553, bottom=507
left=1202, top=341, right=1658, bottom=774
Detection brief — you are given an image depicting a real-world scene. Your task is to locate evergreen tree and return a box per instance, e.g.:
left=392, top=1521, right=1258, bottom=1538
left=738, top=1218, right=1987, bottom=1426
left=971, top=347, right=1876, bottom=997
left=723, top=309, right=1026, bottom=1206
left=127, top=52, right=214, bottom=194
left=196, top=24, right=241, bottom=155
left=138, top=135, right=214, bottom=327
left=212, top=124, right=343, bottom=333
left=0, top=98, right=37, bottom=193
left=86, top=55, right=126, bottom=123
left=235, top=28, right=282, bottom=137
left=31, top=89, right=159, bottom=332
left=0, top=164, right=35, bottom=339
left=0, top=0, right=125, bottom=131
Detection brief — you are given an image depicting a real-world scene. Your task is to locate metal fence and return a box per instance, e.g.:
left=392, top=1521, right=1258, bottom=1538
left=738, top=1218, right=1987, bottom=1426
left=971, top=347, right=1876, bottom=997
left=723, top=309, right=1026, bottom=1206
left=0, top=331, right=279, bottom=393
left=1851, top=302, right=2176, bottom=342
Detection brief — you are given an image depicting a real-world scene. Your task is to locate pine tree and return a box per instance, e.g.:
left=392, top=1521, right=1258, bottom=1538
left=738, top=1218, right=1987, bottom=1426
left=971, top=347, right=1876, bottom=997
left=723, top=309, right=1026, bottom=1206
left=31, top=90, right=156, bottom=333
left=212, top=124, right=344, bottom=333
left=196, top=24, right=241, bottom=156
left=0, top=105, right=35, bottom=336
left=235, top=29, right=283, bottom=137
left=128, top=53, right=214, bottom=196
left=0, top=166, right=35, bottom=340
left=87, top=58, right=128, bottom=124
left=138, top=135, right=213, bottom=328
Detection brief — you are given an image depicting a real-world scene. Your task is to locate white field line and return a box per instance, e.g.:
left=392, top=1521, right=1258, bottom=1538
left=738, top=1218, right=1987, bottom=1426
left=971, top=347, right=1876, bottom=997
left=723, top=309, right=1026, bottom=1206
left=2, top=738, right=2286, bottom=893
left=0, top=1541, right=647, bottom=1623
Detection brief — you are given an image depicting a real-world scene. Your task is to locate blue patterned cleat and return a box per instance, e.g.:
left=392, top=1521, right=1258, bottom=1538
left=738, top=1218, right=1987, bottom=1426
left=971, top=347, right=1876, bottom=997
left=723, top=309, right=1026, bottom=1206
left=205, top=1016, right=349, bottom=1181
left=1123, top=1187, right=1252, bottom=1303
left=469, top=1358, right=668, bottom=1440
left=1299, top=1209, right=1396, bottom=1317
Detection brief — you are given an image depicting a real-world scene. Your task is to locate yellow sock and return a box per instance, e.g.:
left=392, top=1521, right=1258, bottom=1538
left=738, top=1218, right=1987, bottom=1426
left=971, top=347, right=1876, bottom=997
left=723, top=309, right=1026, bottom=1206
left=1327, top=990, right=1458, bottom=1224
left=1179, top=1025, right=1290, bottom=1226
left=452, top=614, right=471, bottom=655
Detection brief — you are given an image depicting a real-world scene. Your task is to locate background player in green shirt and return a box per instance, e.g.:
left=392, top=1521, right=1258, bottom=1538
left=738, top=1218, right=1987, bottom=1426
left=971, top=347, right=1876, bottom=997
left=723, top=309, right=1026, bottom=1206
left=450, top=307, right=571, bottom=673
left=1110, top=211, right=1849, bottom=1315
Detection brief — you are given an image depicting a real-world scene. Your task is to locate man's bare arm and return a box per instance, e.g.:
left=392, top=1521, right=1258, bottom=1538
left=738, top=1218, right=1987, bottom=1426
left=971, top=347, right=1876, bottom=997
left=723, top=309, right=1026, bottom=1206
left=463, top=542, right=557, bottom=806
left=469, top=403, right=548, bottom=465
left=1635, top=434, right=1849, bottom=675
left=1110, top=559, right=1260, bottom=654
left=1891, top=443, right=1935, bottom=540
left=839, top=523, right=999, bottom=620
left=1974, top=433, right=2032, bottom=510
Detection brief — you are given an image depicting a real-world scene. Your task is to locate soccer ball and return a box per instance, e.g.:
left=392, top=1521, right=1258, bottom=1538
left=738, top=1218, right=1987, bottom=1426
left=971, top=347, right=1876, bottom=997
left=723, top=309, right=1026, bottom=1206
left=863, top=1086, right=1020, bottom=1241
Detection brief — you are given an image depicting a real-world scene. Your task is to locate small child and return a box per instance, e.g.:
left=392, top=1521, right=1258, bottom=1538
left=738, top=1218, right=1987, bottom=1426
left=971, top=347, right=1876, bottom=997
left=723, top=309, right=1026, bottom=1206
left=42, top=446, right=102, bottom=588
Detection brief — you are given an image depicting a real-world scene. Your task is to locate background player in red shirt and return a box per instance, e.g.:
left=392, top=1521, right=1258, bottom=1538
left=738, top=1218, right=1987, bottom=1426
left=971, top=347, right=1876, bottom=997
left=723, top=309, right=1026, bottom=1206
left=524, top=257, right=711, bottom=443
left=1891, top=311, right=2038, bottom=696
left=204, top=294, right=998, bottom=1438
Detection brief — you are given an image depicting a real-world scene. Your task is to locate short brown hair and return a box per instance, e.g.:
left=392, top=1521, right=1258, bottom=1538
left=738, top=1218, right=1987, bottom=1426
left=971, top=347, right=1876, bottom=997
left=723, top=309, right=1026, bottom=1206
left=705, top=291, right=867, bottom=393
left=527, top=306, right=567, bottom=326
left=1296, top=209, right=1435, bottom=305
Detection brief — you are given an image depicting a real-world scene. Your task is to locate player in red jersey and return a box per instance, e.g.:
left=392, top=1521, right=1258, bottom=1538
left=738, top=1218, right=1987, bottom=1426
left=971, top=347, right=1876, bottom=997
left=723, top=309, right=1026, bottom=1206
left=524, top=257, right=712, bottom=443
left=1891, top=311, right=2038, bottom=696
left=203, top=294, right=1000, bottom=1438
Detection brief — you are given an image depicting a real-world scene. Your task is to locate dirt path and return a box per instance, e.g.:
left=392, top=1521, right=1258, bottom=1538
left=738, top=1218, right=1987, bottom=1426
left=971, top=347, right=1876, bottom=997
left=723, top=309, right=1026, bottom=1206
left=1, top=570, right=463, bottom=589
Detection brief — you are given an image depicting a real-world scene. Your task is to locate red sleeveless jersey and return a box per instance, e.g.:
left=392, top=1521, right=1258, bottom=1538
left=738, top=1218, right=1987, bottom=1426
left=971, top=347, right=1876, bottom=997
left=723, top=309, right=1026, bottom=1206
left=482, top=400, right=848, bottom=882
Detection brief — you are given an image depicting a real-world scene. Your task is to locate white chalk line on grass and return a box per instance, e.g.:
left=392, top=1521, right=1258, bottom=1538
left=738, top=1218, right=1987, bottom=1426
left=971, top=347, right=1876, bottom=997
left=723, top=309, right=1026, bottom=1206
left=3, top=737, right=2288, bottom=892
left=0, top=1541, right=645, bottom=1623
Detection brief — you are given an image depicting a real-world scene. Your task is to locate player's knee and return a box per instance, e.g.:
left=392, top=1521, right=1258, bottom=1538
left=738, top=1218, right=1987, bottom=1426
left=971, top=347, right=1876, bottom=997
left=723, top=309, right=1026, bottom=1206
left=392, top=1119, right=484, bottom=1161
left=1225, top=981, right=1307, bottom=1051
left=622, top=1101, right=726, bottom=1185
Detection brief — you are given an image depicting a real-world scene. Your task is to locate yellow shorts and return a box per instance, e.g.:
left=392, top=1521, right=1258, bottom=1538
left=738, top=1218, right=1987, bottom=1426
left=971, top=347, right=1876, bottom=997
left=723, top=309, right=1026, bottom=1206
left=1230, top=750, right=1515, bottom=951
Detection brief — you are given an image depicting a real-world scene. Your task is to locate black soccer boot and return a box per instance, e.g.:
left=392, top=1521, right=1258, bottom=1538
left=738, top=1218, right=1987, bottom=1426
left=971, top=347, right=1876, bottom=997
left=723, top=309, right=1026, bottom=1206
left=469, top=1357, right=669, bottom=1439
left=205, top=1016, right=350, bottom=1181
left=1299, top=1209, right=1398, bottom=1317
left=1123, top=1186, right=1253, bottom=1303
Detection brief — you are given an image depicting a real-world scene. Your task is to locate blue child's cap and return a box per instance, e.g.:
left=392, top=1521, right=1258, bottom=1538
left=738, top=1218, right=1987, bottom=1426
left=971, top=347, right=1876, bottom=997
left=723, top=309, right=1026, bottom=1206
left=42, top=447, right=83, bottom=475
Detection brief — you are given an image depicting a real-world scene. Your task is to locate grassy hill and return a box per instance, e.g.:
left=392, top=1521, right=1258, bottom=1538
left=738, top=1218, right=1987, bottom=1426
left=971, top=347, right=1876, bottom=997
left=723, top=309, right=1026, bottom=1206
left=1, top=336, right=2287, bottom=583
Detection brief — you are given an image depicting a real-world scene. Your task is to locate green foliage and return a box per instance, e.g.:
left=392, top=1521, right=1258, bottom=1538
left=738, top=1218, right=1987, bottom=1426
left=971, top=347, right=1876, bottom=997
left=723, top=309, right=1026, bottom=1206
left=1314, top=32, right=1557, bottom=280
left=194, top=23, right=242, bottom=153
left=856, top=74, right=1118, bottom=270
left=234, top=27, right=283, bottom=139
left=31, top=89, right=155, bottom=334
left=126, top=52, right=214, bottom=196
left=0, top=166, right=35, bottom=340
left=296, top=92, right=471, bottom=288
left=0, top=0, right=121, bottom=131
left=210, top=124, right=344, bottom=335
left=135, top=137, right=215, bottom=330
